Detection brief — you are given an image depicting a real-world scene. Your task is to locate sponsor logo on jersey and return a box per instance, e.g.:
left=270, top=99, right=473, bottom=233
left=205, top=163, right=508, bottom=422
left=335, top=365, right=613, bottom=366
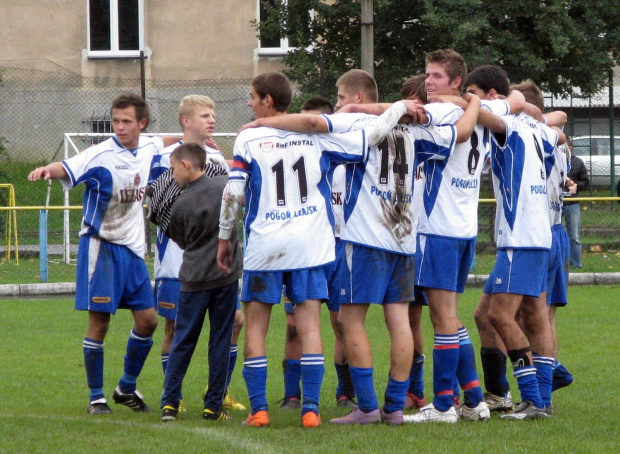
left=115, top=165, right=129, bottom=169
left=265, top=205, right=318, bottom=221
left=259, top=140, right=274, bottom=152
left=92, top=296, right=111, bottom=303
left=530, top=185, right=547, bottom=195
left=451, top=177, right=479, bottom=189
left=275, top=139, right=314, bottom=148
left=134, top=173, right=141, bottom=186
left=120, top=187, right=146, bottom=203
left=159, top=302, right=176, bottom=310
left=331, top=191, right=343, bottom=206
left=495, top=278, right=502, bottom=285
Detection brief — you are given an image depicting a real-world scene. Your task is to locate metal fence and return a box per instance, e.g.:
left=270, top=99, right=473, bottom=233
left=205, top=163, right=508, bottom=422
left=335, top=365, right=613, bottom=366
left=0, top=66, right=619, bottom=284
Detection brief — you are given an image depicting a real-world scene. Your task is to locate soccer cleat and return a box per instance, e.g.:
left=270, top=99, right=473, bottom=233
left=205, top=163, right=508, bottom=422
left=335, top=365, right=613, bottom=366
left=161, top=405, right=179, bottom=422
left=545, top=404, right=554, bottom=418
left=459, top=401, right=491, bottom=421
left=178, top=398, right=186, bottom=413
left=329, top=407, right=381, bottom=425
left=112, top=387, right=152, bottom=412
left=483, top=391, right=513, bottom=412
left=87, top=398, right=112, bottom=415
left=405, top=392, right=427, bottom=410
left=301, top=411, right=321, bottom=428
left=279, top=396, right=302, bottom=410
left=336, top=395, right=358, bottom=409
left=499, top=400, right=549, bottom=420
left=380, top=409, right=404, bottom=426
left=203, top=408, right=229, bottom=421
left=223, top=392, right=246, bottom=411
left=242, top=410, right=270, bottom=427
left=403, top=403, right=458, bottom=423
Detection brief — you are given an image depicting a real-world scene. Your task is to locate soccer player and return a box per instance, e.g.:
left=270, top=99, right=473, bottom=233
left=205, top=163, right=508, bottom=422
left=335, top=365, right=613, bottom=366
left=28, top=94, right=164, bottom=414
left=150, top=95, right=245, bottom=412
left=242, top=69, right=481, bottom=425
left=217, top=72, right=412, bottom=428
left=279, top=96, right=358, bottom=411
left=465, top=66, right=562, bottom=420
left=159, top=142, right=243, bottom=422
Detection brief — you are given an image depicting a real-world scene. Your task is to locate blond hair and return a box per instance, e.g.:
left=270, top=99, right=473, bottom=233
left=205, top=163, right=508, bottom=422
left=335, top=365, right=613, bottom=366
left=178, top=95, right=215, bottom=129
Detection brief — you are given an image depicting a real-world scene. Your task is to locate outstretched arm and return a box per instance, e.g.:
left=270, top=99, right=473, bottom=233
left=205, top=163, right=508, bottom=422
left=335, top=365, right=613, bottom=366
left=238, top=114, right=328, bottom=134
left=365, top=101, right=408, bottom=144
left=28, top=162, right=67, bottom=182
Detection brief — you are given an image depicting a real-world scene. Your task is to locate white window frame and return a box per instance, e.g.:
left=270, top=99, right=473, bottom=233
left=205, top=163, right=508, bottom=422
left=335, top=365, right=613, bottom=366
left=86, top=0, right=145, bottom=58
left=256, top=0, right=298, bottom=57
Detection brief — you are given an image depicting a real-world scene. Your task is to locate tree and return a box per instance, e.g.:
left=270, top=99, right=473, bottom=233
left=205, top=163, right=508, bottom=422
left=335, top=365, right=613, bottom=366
left=256, top=0, right=620, bottom=104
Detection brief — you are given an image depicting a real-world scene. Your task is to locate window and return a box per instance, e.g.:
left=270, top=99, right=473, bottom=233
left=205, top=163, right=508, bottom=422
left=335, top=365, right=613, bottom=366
left=256, top=0, right=298, bottom=57
left=87, top=0, right=144, bottom=58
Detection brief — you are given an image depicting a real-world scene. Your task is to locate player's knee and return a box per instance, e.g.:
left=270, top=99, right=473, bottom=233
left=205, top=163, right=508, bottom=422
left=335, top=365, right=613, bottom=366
left=233, top=311, right=245, bottom=334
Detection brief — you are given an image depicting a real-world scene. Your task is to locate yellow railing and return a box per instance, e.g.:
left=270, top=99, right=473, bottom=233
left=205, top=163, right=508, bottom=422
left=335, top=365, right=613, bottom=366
left=0, top=184, right=19, bottom=262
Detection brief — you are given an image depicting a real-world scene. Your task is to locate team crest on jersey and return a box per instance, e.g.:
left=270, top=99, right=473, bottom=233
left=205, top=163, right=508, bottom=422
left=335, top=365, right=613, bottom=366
left=259, top=140, right=274, bottom=153
left=92, top=297, right=111, bottom=303
left=134, top=173, right=141, bottom=186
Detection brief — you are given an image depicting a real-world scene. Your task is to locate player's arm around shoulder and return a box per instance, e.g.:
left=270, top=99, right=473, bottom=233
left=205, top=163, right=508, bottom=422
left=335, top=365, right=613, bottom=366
left=454, top=93, right=481, bottom=143
left=238, top=114, right=328, bottom=134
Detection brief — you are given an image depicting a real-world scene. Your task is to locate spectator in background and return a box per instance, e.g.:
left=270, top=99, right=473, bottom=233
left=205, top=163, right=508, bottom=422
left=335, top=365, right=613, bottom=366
left=563, top=137, right=590, bottom=268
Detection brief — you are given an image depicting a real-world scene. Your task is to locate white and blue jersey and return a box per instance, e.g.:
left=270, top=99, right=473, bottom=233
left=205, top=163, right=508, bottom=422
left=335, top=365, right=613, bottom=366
left=485, top=104, right=559, bottom=249
left=416, top=106, right=490, bottom=240
left=547, top=143, right=570, bottom=226
left=323, top=112, right=456, bottom=255
left=60, top=135, right=164, bottom=258
left=222, top=127, right=369, bottom=272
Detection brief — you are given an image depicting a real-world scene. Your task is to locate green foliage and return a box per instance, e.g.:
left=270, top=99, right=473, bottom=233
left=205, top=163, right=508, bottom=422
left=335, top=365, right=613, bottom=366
left=257, top=0, right=620, bottom=102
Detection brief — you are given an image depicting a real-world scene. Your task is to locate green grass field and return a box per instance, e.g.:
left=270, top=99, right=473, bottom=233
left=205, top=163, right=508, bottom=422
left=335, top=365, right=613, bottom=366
left=1, top=285, right=619, bottom=453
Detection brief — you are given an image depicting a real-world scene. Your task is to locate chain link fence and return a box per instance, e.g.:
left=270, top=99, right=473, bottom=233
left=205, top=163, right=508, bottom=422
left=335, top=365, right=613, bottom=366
left=0, top=66, right=618, bottom=284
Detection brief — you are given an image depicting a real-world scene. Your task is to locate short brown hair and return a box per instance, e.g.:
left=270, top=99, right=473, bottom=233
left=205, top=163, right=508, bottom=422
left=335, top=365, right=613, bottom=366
left=511, top=79, right=544, bottom=111
left=300, top=96, right=334, bottom=114
left=178, top=95, right=215, bottom=129
left=401, top=74, right=428, bottom=103
left=425, top=49, right=467, bottom=91
left=111, top=93, right=150, bottom=129
left=171, top=142, right=206, bottom=170
left=251, top=72, right=292, bottom=112
left=336, top=69, right=379, bottom=103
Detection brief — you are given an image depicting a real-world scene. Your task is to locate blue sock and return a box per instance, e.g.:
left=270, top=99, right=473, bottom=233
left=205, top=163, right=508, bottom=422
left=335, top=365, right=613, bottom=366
left=513, top=365, right=543, bottom=408
left=552, top=360, right=574, bottom=391
left=243, top=356, right=268, bottom=413
left=118, top=330, right=153, bottom=394
left=83, top=338, right=104, bottom=402
left=383, top=375, right=409, bottom=413
left=349, top=366, right=378, bottom=412
left=533, top=354, right=554, bottom=407
left=432, top=334, right=460, bottom=412
left=282, top=359, right=301, bottom=399
left=457, top=327, right=484, bottom=407
left=301, top=354, right=325, bottom=415
left=226, top=344, right=238, bottom=389
left=335, top=362, right=355, bottom=399
left=408, top=352, right=425, bottom=398
left=161, top=353, right=169, bottom=376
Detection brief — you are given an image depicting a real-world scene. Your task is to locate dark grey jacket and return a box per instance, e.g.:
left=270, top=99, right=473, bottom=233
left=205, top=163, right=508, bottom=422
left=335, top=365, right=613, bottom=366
left=168, top=173, right=242, bottom=292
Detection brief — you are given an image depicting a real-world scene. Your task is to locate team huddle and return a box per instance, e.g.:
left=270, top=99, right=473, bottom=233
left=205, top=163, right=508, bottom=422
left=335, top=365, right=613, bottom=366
left=27, top=48, right=574, bottom=428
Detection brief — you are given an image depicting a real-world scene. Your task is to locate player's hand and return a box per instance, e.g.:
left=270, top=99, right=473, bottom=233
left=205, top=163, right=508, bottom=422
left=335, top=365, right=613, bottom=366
left=565, top=177, right=575, bottom=188
left=28, top=167, right=51, bottom=181
left=401, top=99, right=421, bottom=117
left=205, top=138, right=220, bottom=150
left=217, top=239, right=233, bottom=274
left=238, top=120, right=261, bottom=134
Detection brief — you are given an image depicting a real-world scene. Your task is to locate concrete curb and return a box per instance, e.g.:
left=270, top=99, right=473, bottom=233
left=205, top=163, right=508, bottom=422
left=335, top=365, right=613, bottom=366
left=2, top=273, right=619, bottom=298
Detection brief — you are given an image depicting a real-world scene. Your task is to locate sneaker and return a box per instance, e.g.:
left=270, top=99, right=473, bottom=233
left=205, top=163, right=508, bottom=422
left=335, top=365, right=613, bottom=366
left=279, top=396, right=301, bottom=410
left=203, top=408, right=229, bottom=421
left=483, top=391, right=513, bottom=412
left=87, top=398, right=112, bottom=415
left=329, top=407, right=381, bottom=425
left=161, top=405, right=179, bottom=422
left=222, top=392, right=246, bottom=411
left=552, top=365, right=574, bottom=392
left=459, top=401, right=490, bottom=421
left=499, top=400, right=549, bottom=420
left=380, top=409, right=404, bottom=426
left=242, top=410, right=269, bottom=427
left=403, top=403, right=458, bottom=423
left=336, top=396, right=358, bottom=409
left=404, top=392, right=427, bottom=410
left=112, top=387, right=152, bottom=412
left=545, top=404, right=554, bottom=418
left=301, top=411, right=321, bottom=428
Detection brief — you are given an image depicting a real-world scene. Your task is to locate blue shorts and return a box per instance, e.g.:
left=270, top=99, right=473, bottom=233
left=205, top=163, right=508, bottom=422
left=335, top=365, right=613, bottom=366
left=486, top=249, right=549, bottom=297
left=154, top=278, right=181, bottom=320
left=547, top=224, right=569, bottom=307
left=341, top=242, right=415, bottom=305
left=416, top=234, right=475, bottom=294
left=75, top=236, right=154, bottom=313
left=324, top=238, right=346, bottom=312
left=241, top=267, right=328, bottom=305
